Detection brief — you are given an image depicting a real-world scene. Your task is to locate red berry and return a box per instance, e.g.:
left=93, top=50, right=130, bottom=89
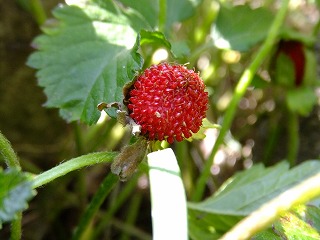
left=127, top=63, right=208, bottom=144
left=277, top=40, right=305, bottom=86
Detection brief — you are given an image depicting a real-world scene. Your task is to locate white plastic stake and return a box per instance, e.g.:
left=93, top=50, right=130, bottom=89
left=148, top=148, right=188, bottom=240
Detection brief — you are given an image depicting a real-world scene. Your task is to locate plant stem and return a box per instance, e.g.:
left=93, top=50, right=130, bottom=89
left=120, top=193, right=142, bottom=240
left=220, top=171, right=320, bottom=240
left=262, top=114, right=282, bottom=165
left=192, top=0, right=290, bottom=201
left=73, top=123, right=85, bottom=155
left=0, top=131, right=20, bottom=170
left=158, top=0, right=166, bottom=33
left=94, top=173, right=140, bottom=238
left=29, top=0, right=47, bottom=25
left=287, top=110, right=299, bottom=167
left=0, top=132, right=23, bottom=239
left=110, top=218, right=152, bottom=240
left=73, top=123, right=88, bottom=207
left=32, top=152, right=118, bottom=188
left=72, top=173, right=119, bottom=240
left=10, top=212, right=22, bottom=240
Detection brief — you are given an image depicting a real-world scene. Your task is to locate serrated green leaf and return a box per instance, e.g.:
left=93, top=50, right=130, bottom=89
left=211, top=5, right=273, bottom=51
left=188, top=161, right=320, bottom=238
left=188, top=161, right=320, bottom=216
left=0, top=169, right=34, bottom=225
left=286, top=87, right=317, bottom=116
left=27, top=4, right=143, bottom=124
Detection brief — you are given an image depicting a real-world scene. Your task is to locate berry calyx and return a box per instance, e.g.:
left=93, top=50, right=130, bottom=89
left=127, top=63, right=208, bottom=144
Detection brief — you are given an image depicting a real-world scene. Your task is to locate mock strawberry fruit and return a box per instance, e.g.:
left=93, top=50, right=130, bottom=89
left=127, top=63, right=208, bottom=144
left=275, top=40, right=305, bottom=86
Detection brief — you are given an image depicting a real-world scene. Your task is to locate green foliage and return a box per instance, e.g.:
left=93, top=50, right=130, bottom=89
left=303, top=48, right=319, bottom=87
left=211, top=4, right=273, bottom=51
left=72, top=173, right=118, bottom=239
left=27, top=4, right=143, bottom=123
left=253, top=229, right=282, bottom=240
left=189, top=162, right=320, bottom=238
left=139, top=30, right=171, bottom=50
left=118, top=0, right=202, bottom=32
left=190, top=161, right=320, bottom=215
left=274, top=53, right=296, bottom=87
left=0, top=169, right=34, bottom=227
left=266, top=205, right=320, bottom=239
left=286, top=87, right=317, bottom=116
left=188, top=213, right=223, bottom=240
left=116, top=0, right=158, bottom=29
left=273, top=40, right=318, bottom=116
